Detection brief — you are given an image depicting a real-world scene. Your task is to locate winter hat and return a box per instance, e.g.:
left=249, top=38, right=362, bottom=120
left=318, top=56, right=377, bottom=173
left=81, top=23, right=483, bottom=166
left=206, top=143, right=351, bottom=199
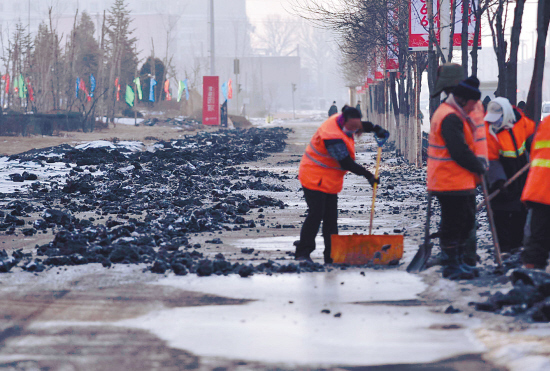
left=431, top=63, right=464, bottom=98
left=452, top=76, right=481, bottom=102
left=485, top=97, right=516, bottom=134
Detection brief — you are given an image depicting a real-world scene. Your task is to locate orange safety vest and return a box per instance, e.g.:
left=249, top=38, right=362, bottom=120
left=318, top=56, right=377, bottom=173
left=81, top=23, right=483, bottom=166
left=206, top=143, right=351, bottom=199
left=522, top=115, right=550, bottom=205
left=487, top=114, right=536, bottom=161
left=427, top=102, right=480, bottom=192
left=299, top=114, right=355, bottom=194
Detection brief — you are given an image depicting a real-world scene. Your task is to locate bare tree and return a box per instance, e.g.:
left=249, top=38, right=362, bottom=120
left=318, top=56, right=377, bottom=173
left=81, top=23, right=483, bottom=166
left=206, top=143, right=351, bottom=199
left=256, top=15, right=298, bottom=56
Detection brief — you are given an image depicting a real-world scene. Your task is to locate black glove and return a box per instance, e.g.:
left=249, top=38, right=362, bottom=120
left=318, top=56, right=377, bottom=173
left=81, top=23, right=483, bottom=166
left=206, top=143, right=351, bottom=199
left=373, top=125, right=390, bottom=139
left=365, top=172, right=380, bottom=187
left=490, top=179, right=507, bottom=195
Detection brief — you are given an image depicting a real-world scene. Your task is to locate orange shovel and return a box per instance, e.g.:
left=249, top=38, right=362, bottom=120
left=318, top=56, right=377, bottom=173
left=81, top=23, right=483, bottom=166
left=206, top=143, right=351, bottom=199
left=331, top=137, right=404, bottom=265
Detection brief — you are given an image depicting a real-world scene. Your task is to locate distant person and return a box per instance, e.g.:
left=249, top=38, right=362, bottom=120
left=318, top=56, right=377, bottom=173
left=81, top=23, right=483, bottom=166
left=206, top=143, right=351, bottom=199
left=356, top=100, right=362, bottom=117
left=295, top=106, right=389, bottom=264
left=517, top=101, right=526, bottom=112
left=482, top=96, right=491, bottom=111
left=328, top=101, right=338, bottom=117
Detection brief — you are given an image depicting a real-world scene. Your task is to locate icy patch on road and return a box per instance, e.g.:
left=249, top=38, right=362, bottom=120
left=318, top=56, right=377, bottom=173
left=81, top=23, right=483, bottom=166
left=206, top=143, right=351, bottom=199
left=0, top=156, right=71, bottom=195
left=111, top=272, right=485, bottom=366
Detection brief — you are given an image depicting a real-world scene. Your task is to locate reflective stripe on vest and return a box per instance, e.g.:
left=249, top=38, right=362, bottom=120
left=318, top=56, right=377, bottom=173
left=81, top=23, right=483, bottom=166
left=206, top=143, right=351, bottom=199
left=532, top=158, right=550, bottom=168
left=534, top=140, right=550, bottom=150
left=304, top=151, right=344, bottom=171
left=500, top=141, right=527, bottom=158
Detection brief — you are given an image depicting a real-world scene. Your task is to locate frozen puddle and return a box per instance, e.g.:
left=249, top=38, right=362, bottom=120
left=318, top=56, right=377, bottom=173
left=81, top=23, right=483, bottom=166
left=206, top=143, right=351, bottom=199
left=112, top=272, right=484, bottom=366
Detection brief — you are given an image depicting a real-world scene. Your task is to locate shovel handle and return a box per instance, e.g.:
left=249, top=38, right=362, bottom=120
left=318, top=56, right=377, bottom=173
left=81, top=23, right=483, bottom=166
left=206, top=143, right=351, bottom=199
left=481, top=176, right=503, bottom=267
left=476, top=162, right=530, bottom=212
left=369, top=146, right=383, bottom=235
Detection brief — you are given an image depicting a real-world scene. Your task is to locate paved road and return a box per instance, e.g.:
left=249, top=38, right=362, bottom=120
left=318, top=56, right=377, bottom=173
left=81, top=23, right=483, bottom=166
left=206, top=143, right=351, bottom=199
left=0, top=119, right=515, bottom=370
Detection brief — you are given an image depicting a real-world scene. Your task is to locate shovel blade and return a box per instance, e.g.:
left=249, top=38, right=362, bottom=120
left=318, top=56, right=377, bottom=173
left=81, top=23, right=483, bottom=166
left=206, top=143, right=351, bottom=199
left=331, top=234, right=404, bottom=265
left=406, top=242, right=434, bottom=273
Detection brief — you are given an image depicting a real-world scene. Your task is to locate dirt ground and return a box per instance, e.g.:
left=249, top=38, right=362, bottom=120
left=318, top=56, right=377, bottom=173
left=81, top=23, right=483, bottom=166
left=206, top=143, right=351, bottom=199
left=0, top=122, right=215, bottom=157
left=0, top=118, right=548, bottom=370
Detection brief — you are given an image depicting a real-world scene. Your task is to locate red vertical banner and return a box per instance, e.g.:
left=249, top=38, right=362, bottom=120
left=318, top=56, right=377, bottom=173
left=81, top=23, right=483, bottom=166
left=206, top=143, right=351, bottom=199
left=203, top=76, right=220, bottom=125
left=409, top=0, right=440, bottom=50
left=453, top=0, right=482, bottom=48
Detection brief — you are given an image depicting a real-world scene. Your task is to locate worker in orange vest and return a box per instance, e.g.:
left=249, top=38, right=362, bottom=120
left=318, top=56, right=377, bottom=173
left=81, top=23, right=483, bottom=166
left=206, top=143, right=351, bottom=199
left=484, top=97, right=535, bottom=255
left=427, top=76, right=487, bottom=280
left=521, top=115, right=550, bottom=269
left=295, top=106, right=389, bottom=264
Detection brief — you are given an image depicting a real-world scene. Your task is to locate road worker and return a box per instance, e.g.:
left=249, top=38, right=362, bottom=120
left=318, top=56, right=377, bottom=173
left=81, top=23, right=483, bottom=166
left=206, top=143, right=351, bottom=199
left=521, top=115, right=550, bottom=269
left=427, top=76, right=487, bottom=279
left=295, top=106, right=389, bottom=264
left=484, top=98, right=535, bottom=255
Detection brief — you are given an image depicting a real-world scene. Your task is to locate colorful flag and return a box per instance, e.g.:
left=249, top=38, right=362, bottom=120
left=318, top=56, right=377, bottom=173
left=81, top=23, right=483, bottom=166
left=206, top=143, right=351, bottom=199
left=228, top=79, right=233, bottom=99
left=115, top=78, right=120, bottom=101
left=133, top=77, right=142, bottom=100
left=1, top=74, right=9, bottom=95
left=164, top=79, right=171, bottom=101
left=26, top=78, right=34, bottom=102
left=177, top=80, right=185, bottom=102
left=125, top=85, right=135, bottom=107
left=184, top=79, right=189, bottom=101
left=19, top=74, right=26, bottom=98
left=221, top=81, right=228, bottom=100
left=90, top=74, right=96, bottom=97
left=149, top=77, right=157, bottom=102
left=79, top=79, right=91, bottom=101
left=76, top=77, right=80, bottom=98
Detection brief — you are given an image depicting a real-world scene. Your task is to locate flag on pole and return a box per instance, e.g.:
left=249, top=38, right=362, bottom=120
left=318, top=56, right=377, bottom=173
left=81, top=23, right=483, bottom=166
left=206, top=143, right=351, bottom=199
left=26, top=78, right=34, bottom=102
left=19, top=74, right=26, bottom=98
left=221, top=81, right=228, bottom=100
left=115, top=78, right=120, bottom=101
left=76, top=77, right=80, bottom=98
left=79, top=79, right=91, bottom=101
left=177, top=80, right=185, bottom=102
left=164, top=79, right=171, bottom=101
left=228, top=79, right=233, bottom=99
left=183, top=79, right=189, bottom=101
left=133, top=77, right=142, bottom=100
left=2, top=74, right=9, bottom=94
left=149, top=77, right=157, bottom=102
left=90, top=74, right=96, bottom=97
left=125, top=85, right=135, bottom=107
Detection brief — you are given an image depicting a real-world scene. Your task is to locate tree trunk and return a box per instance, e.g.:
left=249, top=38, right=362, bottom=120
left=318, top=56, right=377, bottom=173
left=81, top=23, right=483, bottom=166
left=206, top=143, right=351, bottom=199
left=427, top=0, right=440, bottom=118
left=461, top=0, right=470, bottom=77
left=506, top=0, right=526, bottom=105
left=525, top=0, right=550, bottom=123
left=494, top=0, right=507, bottom=97
left=470, top=0, right=484, bottom=77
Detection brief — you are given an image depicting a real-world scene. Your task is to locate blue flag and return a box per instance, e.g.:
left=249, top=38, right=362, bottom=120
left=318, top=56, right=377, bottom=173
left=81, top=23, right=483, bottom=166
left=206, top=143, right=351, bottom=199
left=90, top=74, right=96, bottom=97
left=149, top=77, right=157, bottom=102
left=75, top=77, right=80, bottom=98
left=221, top=81, right=228, bottom=100
left=184, top=79, right=189, bottom=101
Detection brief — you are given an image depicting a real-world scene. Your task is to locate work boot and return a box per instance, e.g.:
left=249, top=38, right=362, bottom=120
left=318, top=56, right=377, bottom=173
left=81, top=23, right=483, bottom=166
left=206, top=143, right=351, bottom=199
left=441, top=247, right=475, bottom=280
left=458, top=244, right=480, bottom=277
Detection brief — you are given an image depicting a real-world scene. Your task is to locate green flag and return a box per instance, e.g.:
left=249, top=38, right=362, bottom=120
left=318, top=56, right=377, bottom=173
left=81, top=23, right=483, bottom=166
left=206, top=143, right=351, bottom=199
left=177, top=80, right=185, bottom=102
left=125, top=85, right=135, bottom=107
left=133, top=77, right=142, bottom=100
left=18, top=74, right=25, bottom=98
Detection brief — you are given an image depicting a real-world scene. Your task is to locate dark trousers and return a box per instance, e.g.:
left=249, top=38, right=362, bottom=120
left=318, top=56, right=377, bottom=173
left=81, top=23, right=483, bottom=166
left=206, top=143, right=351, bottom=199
left=522, top=203, right=550, bottom=268
left=436, top=194, right=476, bottom=248
left=296, top=187, right=338, bottom=263
left=493, top=209, right=527, bottom=252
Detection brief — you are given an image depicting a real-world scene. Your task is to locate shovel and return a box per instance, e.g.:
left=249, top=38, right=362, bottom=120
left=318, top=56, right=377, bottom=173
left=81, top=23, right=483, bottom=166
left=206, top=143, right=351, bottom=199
left=406, top=192, right=433, bottom=273
left=476, top=162, right=530, bottom=212
left=331, top=135, right=404, bottom=265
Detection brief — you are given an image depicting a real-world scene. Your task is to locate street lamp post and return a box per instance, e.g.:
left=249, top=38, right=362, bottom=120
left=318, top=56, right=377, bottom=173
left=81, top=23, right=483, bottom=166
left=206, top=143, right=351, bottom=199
left=291, top=83, right=297, bottom=119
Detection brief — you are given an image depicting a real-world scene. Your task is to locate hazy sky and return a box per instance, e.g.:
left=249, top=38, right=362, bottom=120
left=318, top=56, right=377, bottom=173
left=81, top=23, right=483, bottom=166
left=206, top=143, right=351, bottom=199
left=247, top=0, right=299, bottom=21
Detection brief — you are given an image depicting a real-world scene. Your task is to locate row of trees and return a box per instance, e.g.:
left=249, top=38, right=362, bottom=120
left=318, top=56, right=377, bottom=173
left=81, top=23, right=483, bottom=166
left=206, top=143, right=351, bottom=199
left=0, top=0, right=174, bottom=123
left=293, top=0, right=550, bottom=165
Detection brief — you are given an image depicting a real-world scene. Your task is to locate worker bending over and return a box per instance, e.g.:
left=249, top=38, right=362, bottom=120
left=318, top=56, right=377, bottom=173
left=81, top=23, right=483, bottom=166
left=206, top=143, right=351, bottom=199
left=295, top=106, right=389, bottom=264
